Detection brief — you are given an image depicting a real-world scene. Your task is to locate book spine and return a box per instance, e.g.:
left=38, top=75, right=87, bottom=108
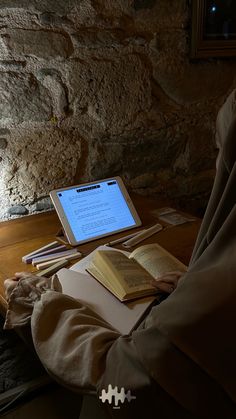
left=36, top=253, right=82, bottom=270
left=23, top=244, right=67, bottom=264
left=123, top=223, right=163, bottom=248
left=36, top=260, right=69, bottom=277
left=22, top=241, right=60, bottom=263
left=32, top=248, right=80, bottom=266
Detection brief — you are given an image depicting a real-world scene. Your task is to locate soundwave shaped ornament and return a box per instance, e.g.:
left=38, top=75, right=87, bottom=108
left=99, top=384, right=136, bottom=408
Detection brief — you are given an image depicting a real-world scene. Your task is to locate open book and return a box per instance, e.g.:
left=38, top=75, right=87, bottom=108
left=87, top=243, right=187, bottom=302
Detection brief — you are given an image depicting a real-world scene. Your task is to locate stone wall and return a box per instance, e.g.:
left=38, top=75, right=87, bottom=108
left=0, top=1, right=236, bottom=220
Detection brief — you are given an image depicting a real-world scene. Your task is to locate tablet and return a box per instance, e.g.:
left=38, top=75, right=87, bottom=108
left=50, top=177, right=142, bottom=246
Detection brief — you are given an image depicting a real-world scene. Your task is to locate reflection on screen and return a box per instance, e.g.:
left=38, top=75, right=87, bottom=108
left=57, top=180, right=136, bottom=242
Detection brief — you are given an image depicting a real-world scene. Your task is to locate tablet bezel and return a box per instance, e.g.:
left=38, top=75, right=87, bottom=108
left=50, top=176, right=142, bottom=246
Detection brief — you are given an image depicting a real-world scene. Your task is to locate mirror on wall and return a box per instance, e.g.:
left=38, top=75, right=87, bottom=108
left=191, top=0, right=236, bottom=58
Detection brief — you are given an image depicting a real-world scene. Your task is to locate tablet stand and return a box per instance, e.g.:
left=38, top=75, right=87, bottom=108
left=56, top=228, right=72, bottom=246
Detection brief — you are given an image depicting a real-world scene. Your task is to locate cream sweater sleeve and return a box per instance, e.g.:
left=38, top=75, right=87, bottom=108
left=30, top=290, right=121, bottom=393
left=4, top=275, right=156, bottom=408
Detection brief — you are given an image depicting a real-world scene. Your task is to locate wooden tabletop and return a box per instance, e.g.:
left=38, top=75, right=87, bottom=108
left=0, top=194, right=201, bottom=313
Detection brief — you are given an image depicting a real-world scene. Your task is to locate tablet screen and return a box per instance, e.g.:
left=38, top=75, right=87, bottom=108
left=56, top=179, right=137, bottom=243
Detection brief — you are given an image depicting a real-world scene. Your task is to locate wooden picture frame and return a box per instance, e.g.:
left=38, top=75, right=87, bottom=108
left=191, top=0, right=236, bottom=58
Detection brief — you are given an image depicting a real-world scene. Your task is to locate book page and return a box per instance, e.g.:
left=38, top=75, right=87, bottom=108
left=87, top=265, right=121, bottom=298
left=130, top=244, right=186, bottom=279
left=95, top=251, right=154, bottom=294
left=71, top=245, right=130, bottom=273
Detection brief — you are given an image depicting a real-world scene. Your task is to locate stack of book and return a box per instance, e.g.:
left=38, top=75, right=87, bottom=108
left=22, top=241, right=82, bottom=277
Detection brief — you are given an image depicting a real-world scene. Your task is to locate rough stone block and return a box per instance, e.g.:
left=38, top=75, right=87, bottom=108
left=34, top=197, right=54, bottom=211
left=130, top=0, right=187, bottom=32
left=3, top=29, right=73, bottom=59
left=5, top=128, right=82, bottom=204
left=0, top=128, right=10, bottom=135
left=0, top=60, right=26, bottom=71
left=133, top=0, right=156, bottom=11
left=8, top=205, right=28, bottom=215
left=0, top=8, right=39, bottom=29
left=72, top=30, right=123, bottom=49
left=86, top=127, right=183, bottom=181
left=0, top=1, right=78, bottom=14
left=0, top=72, right=52, bottom=123
left=69, top=54, right=152, bottom=135
left=0, top=138, right=7, bottom=149
left=151, top=31, right=236, bottom=105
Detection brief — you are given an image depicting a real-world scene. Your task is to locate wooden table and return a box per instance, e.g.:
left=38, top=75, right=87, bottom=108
left=0, top=194, right=201, bottom=314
